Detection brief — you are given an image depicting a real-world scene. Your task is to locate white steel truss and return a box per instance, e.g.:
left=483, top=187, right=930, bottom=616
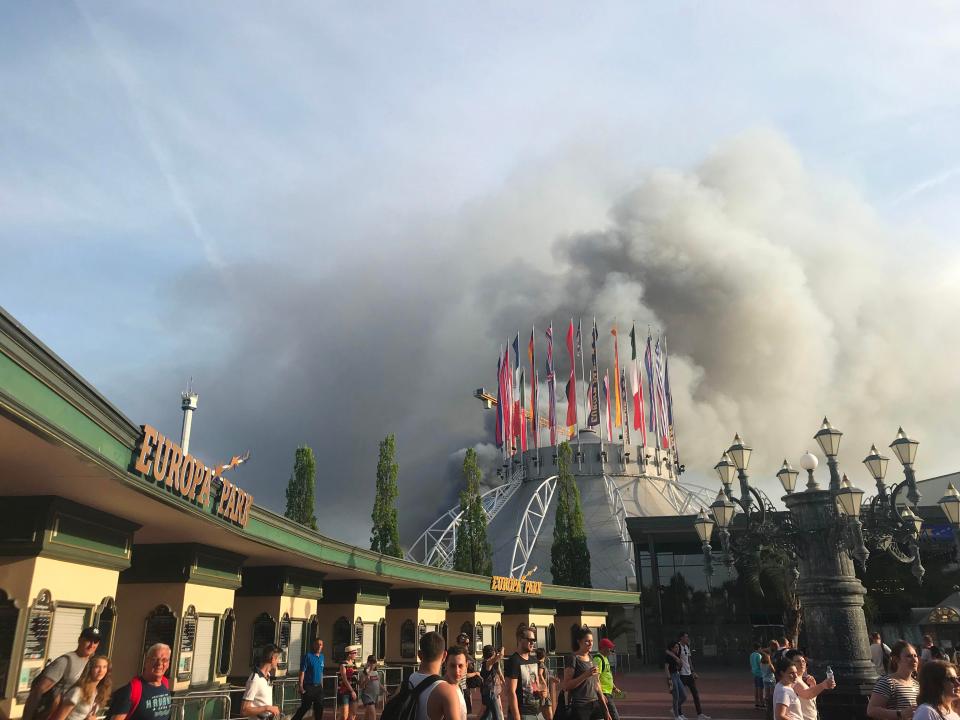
left=404, top=464, right=526, bottom=568
left=602, top=475, right=636, bottom=578
left=645, top=475, right=715, bottom=515
left=509, top=475, right=558, bottom=579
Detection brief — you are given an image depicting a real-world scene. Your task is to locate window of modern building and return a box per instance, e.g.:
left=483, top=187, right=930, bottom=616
left=218, top=609, right=235, bottom=677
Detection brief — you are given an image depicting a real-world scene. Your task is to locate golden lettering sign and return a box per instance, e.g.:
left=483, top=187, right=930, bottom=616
left=133, top=424, right=253, bottom=528
left=490, top=576, right=543, bottom=595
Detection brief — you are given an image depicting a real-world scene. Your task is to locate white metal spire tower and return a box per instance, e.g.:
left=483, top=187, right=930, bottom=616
left=180, top=382, right=199, bottom=454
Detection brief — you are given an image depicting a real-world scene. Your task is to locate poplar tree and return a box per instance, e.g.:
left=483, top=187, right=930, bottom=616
left=284, top=445, right=318, bottom=530
left=550, top=442, right=592, bottom=587
left=370, top=434, right=402, bottom=557
left=453, top=448, right=493, bottom=575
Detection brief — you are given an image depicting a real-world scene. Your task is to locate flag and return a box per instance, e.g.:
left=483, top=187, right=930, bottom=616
left=654, top=337, right=669, bottom=449
left=588, top=319, right=601, bottom=427
left=611, top=324, right=622, bottom=428
left=565, top=319, right=577, bottom=428
left=644, top=334, right=656, bottom=435
left=504, top=345, right=515, bottom=454
left=495, top=354, right=503, bottom=449
left=603, top=370, right=612, bottom=440
left=620, top=367, right=631, bottom=445
left=546, top=324, right=557, bottom=446
left=529, top=328, right=539, bottom=450
left=519, top=369, right=528, bottom=452
left=629, top=324, right=646, bottom=446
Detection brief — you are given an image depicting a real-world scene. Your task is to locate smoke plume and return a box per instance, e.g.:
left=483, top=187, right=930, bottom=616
left=119, top=129, right=960, bottom=548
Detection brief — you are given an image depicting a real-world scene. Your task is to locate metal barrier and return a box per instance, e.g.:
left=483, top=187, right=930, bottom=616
left=170, top=686, right=235, bottom=720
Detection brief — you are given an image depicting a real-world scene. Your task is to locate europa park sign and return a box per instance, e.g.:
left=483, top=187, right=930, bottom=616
left=490, top=575, right=543, bottom=595
left=131, top=424, right=254, bottom=528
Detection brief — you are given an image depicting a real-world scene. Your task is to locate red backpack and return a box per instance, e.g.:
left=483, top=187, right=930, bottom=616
left=128, top=676, right=170, bottom=717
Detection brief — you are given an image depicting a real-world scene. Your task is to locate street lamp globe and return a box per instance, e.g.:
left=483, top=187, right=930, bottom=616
left=727, top=434, right=752, bottom=471
left=714, top=453, right=736, bottom=488
left=814, top=417, right=843, bottom=458
left=863, top=444, right=889, bottom=483
left=901, top=506, right=924, bottom=537
left=890, top=427, right=919, bottom=467
left=776, top=459, right=799, bottom=494
left=710, top=489, right=737, bottom=529
left=694, top=508, right=715, bottom=544
left=799, top=452, right=819, bottom=472
left=938, top=483, right=960, bottom=528
left=835, top=475, right=865, bottom=518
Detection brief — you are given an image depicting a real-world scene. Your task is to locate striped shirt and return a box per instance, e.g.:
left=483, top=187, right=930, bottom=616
left=872, top=675, right=919, bottom=710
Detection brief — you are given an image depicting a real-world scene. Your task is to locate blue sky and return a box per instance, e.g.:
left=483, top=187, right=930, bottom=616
left=4, top=2, right=960, bottom=545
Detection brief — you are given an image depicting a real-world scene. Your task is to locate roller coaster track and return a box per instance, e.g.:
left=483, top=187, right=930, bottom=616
left=404, top=464, right=526, bottom=568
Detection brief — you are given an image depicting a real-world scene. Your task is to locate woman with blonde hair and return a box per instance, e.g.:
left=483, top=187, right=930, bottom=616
left=50, top=655, right=111, bottom=720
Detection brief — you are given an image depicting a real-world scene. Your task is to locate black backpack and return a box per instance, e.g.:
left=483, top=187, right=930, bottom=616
left=381, top=674, right=441, bottom=720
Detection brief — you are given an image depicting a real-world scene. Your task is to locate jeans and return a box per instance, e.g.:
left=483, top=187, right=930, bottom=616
left=680, top=675, right=701, bottom=715
left=291, top=685, right=324, bottom=720
left=479, top=692, right=504, bottom=720
left=671, top=672, right=686, bottom=718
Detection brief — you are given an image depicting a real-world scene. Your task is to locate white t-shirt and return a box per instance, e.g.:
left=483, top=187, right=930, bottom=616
left=243, top=670, right=274, bottom=715
left=792, top=678, right=817, bottom=720
left=773, top=682, right=803, bottom=720
left=62, top=686, right=97, bottom=720
left=679, top=645, right=692, bottom=676
left=914, top=704, right=960, bottom=720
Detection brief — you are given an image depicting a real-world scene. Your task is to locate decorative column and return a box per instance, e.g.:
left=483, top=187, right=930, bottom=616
left=784, top=488, right=875, bottom=720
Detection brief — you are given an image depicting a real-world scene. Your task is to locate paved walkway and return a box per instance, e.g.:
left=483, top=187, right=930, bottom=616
left=606, top=668, right=764, bottom=720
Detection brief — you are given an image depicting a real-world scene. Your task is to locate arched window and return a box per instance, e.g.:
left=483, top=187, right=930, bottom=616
left=94, top=597, right=116, bottom=656
left=0, top=590, right=21, bottom=696
left=143, top=605, right=177, bottom=678
left=460, top=621, right=472, bottom=642
left=355, top=617, right=364, bottom=646
left=494, top=622, right=502, bottom=650
left=333, top=617, right=352, bottom=662
left=218, top=609, right=236, bottom=676
left=377, top=620, right=387, bottom=661
left=547, top=624, right=556, bottom=653
left=307, top=616, right=319, bottom=649
left=251, top=612, right=277, bottom=668
left=400, top=620, right=416, bottom=659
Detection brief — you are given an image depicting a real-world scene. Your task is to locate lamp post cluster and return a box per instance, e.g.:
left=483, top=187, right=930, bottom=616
left=691, top=418, right=960, bottom=720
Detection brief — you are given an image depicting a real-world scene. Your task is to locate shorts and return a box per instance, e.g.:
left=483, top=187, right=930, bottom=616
left=338, top=693, right=354, bottom=706
left=360, top=694, right=376, bottom=706
left=754, top=676, right=764, bottom=689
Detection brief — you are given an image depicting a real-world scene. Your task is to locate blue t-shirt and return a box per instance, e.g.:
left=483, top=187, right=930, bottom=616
left=750, top=651, right=762, bottom=677
left=109, top=680, right=172, bottom=720
left=301, top=653, right=325, bottom=686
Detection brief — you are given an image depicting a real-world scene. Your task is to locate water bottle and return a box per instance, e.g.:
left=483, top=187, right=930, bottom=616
left=826, top=666, right=835, bottom=683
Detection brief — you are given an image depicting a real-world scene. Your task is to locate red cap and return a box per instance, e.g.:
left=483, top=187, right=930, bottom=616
left=599, top=638, right=615, bottom=651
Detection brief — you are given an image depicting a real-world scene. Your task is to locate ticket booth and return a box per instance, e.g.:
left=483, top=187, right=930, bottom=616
left=501, top=600, right=557, bottom=655
left=554, top=603, right=608, bottom=653
left=232, top=566, right=325, bottom=681
left=113, top=543, right=244, bottom=692
left=385, top=590, right=449, bottom=665
left=0, top=497, right=137, bottom=719
left=446, top=596, right=503, bottom=660
left=318, top=580, right=389, bottom=665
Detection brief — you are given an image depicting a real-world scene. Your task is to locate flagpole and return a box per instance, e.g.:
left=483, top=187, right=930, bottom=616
left=663, top=333, right=679, bottom=479
left=578, top=317, right=588, bottom=444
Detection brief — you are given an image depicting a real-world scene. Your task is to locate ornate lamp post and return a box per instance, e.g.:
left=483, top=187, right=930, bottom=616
left=693, top=420, right=936, bottom=720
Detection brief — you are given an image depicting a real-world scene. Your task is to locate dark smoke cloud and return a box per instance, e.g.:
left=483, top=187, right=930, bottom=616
left=113, top=129, right=960, bottom=548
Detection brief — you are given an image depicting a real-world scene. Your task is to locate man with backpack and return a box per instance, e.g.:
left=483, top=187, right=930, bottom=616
left=381, top=631, right=460, bottom=720
left=593, top=639, right=621, bottom=720
left=22, top=627, right=102, bottom=720
left=108, top=644, right=172, bottom=720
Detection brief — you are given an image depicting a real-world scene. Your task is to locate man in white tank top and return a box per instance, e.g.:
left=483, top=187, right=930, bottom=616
left=444, top=646, right=469, bottom=720
left=407, top=632, right=462, bottom=720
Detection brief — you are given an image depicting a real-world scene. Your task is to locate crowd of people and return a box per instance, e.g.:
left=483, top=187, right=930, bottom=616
left=18, top=623, right=628, bottom=720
